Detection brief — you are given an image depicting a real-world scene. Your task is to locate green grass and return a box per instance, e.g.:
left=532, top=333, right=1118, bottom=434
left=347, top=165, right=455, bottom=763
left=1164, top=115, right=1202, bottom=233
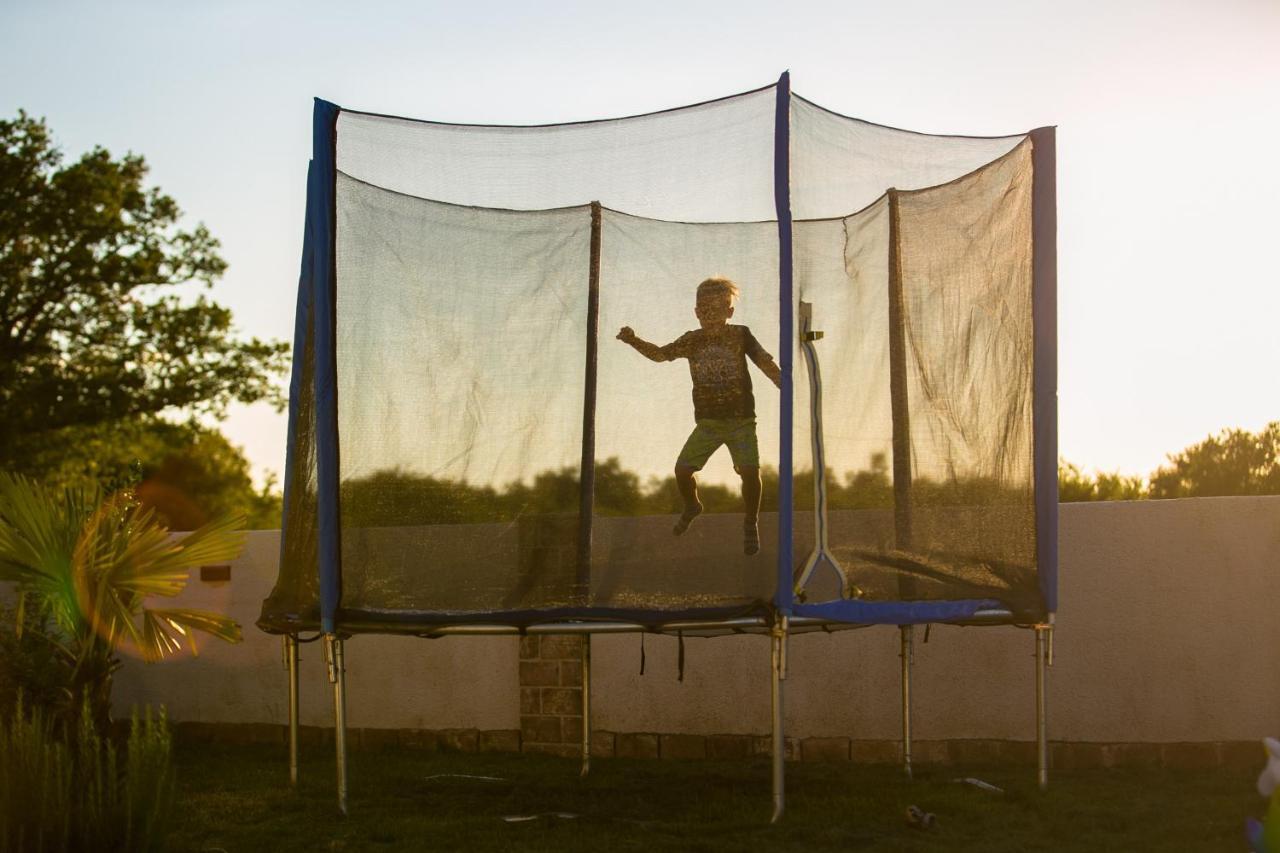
left=167, top=741, right=1256, bottom=852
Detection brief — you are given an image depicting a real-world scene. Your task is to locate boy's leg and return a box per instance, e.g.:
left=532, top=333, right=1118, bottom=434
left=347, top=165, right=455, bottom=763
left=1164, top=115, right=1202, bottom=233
left=724, top=419, right=763, bottom=555
left=673, top=464, right=703, bottom=535
left=674, top=423, right=719, bottom=536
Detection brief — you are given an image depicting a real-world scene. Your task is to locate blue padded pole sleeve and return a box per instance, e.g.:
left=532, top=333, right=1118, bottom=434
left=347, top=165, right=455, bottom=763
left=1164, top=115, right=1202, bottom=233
left=1030, top=126, right=1058, bottom=615
left=276, top=161, right=317, bottom=581
left=311, top=99, right=342, bottom=634
left=774, top=72, right=794, bottom=616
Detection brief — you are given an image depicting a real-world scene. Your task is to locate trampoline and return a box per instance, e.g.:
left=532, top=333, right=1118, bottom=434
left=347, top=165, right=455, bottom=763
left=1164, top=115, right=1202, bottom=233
left=258, top=72, right=1057, bottom=819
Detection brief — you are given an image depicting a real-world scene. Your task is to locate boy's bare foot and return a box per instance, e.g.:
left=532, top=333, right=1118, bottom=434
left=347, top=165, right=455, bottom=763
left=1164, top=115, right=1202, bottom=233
left=673, top=504, right=703, bottom=536
left=744, top=522, right=760, bottom=555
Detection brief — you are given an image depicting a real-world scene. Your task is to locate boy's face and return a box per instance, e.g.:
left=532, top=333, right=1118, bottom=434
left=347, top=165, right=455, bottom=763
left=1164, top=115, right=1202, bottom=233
left=695, top=292, right=734, bottom=329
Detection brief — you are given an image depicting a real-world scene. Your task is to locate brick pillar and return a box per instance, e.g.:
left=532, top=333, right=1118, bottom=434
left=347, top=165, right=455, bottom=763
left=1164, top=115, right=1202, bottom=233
left=519, top=635, right=584, bottom=757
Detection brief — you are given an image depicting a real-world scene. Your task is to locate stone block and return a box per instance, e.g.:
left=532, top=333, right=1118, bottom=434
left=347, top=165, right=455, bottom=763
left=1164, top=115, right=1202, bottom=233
left=912, top=740, right=950, bottom=764
left=519, top=661, right=560, bottom=687
left=616, top=732, right=659, bottom=759
left=438, top=729, right=479, bottom=753
left=1050, top=742, right=1106, bottom=770
left=801, top=737, right=849, bottom=762
left=850, top=740, right=900, bottom=765
left=360, top=728, right=398, bottom=750
left=519, top=635, right=540, bottom=660
left=590, top=730, right=616, bottom=758
left=1221, top=740, right=1263, bottom=770
left=561, top=716, right=583, bottom=744
left=541, top=687, right=582, bottom=716
left=751, top=736, right=799, bottom=761
left=298, top=725, right=333, bottom=747
left=660, top=734, right=707, bottom=760
left=524, top=742, right=579, bottom=758
left=398, top=729, right=438, bottom=751
left=520, top=688, right=541, bottom=715
left=480, top=730, right=521, bottom=753
left=559, top=661, right=583, bottom=686
left=706, top=735, right=753, bottom=759
left=218, top=723, right=283, bottom=745
left=1112, top=742, right=1162, bottom=768
left=174, top=722, right=218, bottom=744
left=521, top=715, right=562, bottom=745
left=949, top=739, right=1004, bottom=766
left=538, top=635, right=583, bottom=661
left=1161, top=742, right=1221, bottom=770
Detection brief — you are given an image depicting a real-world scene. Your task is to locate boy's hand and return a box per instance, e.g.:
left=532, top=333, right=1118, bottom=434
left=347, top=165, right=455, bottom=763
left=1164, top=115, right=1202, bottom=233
left=617, top=326, right=636, bottom=344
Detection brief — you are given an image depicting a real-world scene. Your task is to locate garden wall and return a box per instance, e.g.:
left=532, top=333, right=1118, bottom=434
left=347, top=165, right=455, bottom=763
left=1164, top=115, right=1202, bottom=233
left=112, top=496, right=1280, bottom=763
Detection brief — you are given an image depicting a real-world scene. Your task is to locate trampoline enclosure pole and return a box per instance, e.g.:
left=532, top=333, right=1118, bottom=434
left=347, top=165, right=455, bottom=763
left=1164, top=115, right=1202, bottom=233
left=1035, top=623, right=1050, bottom=790
left=286, top=635, right=300, bottom=787
left=326, top=635, right=349, bottom=815
left=581, top=635, right=592, bottom=777
left=770, top=617, right=788, bottom=823
left=900, top=625, right=913, bottom=779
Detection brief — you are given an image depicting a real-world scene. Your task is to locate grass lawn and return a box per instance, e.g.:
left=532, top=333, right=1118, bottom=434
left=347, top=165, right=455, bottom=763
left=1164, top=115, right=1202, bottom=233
left=168, top=741, right=1256, bottom=852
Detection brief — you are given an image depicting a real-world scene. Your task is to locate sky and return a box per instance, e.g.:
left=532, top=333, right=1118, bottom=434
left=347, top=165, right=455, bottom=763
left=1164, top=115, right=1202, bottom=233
left=2, top=0, right=1278, bottom=486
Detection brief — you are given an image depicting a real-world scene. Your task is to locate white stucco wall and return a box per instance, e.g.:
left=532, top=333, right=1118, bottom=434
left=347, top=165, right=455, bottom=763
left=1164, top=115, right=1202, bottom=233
left=112, top=496, right=1280, bottom=743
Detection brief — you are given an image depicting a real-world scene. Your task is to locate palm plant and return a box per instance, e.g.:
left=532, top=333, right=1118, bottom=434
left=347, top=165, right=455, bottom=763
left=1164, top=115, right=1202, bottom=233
left=0, top=472, right=244, bottom=732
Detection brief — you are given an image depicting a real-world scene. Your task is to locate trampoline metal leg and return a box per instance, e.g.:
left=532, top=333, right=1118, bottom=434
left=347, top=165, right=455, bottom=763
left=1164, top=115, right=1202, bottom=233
left=770, top=617, right=788, bottom=824
left=581, top=635, right=591, bottom=777
left=900, top=625, right=913, bottom=779
left=1035, top=623, right=1051, bottom=790
left=286, top=634, right=300, bottom=788
left=326, top=635, right=349, bottom=815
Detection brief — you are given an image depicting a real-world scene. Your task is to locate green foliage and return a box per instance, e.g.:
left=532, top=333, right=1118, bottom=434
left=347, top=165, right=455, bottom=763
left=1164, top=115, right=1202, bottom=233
left=0, top=696, right=173, bottom=853
left=0, top=472, right=244, bottom=732
left=19, top=417, right=281, bottom=530
left=1149, top=422, right=1280, bottom=498
left=1061, top=422, right=1280, bottom=502
left=0, top=110, right=288, bottom=469
left=1058, top=461, right=1148, bottom=502
left=0, top=602, right=71, bottom=720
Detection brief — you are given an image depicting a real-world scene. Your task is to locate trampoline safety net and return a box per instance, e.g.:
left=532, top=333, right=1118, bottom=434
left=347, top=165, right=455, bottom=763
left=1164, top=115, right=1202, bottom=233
left=260, top=77, right=1056, bottom=634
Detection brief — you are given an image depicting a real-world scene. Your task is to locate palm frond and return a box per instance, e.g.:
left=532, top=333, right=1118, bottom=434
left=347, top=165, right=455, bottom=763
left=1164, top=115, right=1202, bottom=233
left=138, top=608, right=241, bottom=662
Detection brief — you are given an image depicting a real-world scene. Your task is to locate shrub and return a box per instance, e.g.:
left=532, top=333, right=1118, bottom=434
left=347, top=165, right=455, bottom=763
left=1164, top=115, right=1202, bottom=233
left=0, top=696, right=173, bottom=853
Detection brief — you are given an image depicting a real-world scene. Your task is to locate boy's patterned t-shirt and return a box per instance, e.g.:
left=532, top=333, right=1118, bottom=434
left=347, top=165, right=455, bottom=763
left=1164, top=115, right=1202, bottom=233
left=658, top=324, right=773, bottom=420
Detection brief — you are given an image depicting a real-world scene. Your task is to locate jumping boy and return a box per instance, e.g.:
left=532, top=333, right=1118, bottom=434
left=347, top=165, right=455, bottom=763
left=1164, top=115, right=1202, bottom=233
left=617, top=277, right=781, bottom=555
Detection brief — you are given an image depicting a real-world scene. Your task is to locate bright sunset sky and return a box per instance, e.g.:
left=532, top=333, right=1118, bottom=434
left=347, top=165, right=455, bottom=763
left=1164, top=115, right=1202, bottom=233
left=2, top=0, right=1277, bottom=485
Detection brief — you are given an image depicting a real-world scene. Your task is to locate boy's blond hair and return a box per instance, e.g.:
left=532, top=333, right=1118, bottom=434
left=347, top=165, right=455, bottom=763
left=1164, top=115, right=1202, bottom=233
left=697, top=276, right=740, bottom=305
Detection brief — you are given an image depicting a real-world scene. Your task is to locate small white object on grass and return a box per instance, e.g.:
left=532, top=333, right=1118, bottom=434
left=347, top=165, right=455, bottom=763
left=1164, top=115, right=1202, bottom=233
left=423, top=773, right=505, bottom=782
left=953, top=777, right=1004, bottom=794
left=502, top=813, right=580, bottom=823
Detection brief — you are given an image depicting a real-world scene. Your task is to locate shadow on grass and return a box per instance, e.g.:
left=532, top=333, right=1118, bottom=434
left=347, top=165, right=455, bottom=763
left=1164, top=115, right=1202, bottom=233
left=168, top=741, right=1254, bottom=852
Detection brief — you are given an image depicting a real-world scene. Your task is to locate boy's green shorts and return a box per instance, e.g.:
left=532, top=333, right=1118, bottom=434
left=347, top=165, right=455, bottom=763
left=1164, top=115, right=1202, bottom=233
left=676, top=418, right=760, bottom=471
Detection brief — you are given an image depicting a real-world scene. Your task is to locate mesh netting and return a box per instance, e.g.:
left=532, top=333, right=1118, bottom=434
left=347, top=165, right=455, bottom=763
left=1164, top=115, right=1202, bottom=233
left=260, top=82, right=1053, bottom=632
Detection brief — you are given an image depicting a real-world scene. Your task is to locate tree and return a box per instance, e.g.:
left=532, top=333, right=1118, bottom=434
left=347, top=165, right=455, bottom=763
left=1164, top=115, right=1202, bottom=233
left=0, top=111, right=288, bottom=470
left=1149, top=422, right=1280, bottom=498
left=20, top=418, right=282, bottom=530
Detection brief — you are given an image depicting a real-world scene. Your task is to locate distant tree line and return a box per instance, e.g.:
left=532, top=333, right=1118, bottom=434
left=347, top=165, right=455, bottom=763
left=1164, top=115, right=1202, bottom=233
left=340, top=421, right=1280, bottom=527
left=1060, top=422, right=1280, bottom=502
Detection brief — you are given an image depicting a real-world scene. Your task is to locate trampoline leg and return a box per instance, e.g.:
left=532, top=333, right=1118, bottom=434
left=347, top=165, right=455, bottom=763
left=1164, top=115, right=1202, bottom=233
left=286, top=634, right=300, bottom=788
left=900, top=625, right=913, bottom=779
left=1035, top=623, right=1050, bottom=790
left=770, top=617, right=788, bottom=824
left=581, top=635, right=591, bottom=777
left=326, top=635, right=349, bottom=815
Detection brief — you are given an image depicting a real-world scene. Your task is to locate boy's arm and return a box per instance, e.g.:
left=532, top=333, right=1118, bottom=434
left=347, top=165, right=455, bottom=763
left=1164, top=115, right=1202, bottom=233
left=753, top=352, right=782, bottom=389
left=743, top=329, right=783, bottom=389
left=618, top=327, right=684, bottom=363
